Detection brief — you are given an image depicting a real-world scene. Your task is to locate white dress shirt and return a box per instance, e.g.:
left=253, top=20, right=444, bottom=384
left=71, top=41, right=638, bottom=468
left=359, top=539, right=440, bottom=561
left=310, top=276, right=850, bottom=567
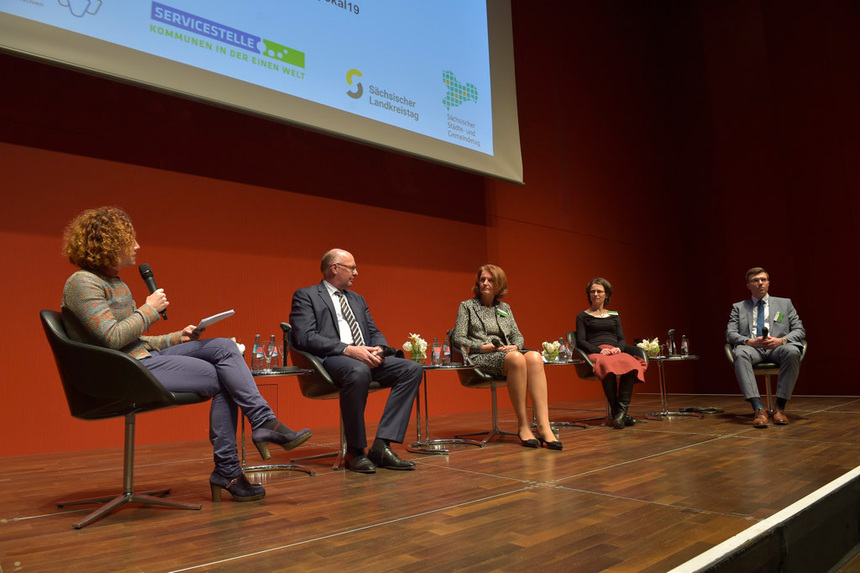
left=751, top=293, right=770, bottom=338
left=323, top=279, right=361, bottom=346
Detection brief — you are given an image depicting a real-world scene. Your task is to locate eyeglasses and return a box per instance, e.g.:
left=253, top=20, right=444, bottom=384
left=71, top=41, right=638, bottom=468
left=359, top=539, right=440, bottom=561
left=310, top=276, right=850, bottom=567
left=748, top=278, right=769, bottom=284
left=589, top=290, right=605, bottom=295
left=336, top=263, right=357, bottom=272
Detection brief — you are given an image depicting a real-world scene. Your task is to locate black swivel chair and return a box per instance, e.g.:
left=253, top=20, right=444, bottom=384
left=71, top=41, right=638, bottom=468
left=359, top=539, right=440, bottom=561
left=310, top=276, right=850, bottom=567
left=723, top=340, right=808, bottom=413
left=40, top=310, right=210, bottom=529
left=282, top=322, right=384, bottom=470
left=449, top=330, right=518, bottom=445
left=566, top=331, right=649, bottom=425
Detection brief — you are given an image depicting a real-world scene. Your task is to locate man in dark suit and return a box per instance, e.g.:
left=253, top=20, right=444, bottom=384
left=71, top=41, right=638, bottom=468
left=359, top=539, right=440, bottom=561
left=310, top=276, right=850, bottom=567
left=726, top=267, right=805, bottom=428
left=290, top=248, right=422, bottom=473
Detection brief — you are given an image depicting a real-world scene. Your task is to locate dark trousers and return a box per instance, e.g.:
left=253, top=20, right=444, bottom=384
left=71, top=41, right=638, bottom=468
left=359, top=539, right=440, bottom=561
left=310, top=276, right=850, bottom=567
left=142, top=338, right=274, bottom=477
left=322, top=355, right=422, bottom=450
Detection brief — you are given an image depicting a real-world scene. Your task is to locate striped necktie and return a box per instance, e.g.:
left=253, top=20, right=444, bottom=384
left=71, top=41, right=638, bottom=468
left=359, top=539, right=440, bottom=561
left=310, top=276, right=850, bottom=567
left=335, top=291, right=364, bottom=346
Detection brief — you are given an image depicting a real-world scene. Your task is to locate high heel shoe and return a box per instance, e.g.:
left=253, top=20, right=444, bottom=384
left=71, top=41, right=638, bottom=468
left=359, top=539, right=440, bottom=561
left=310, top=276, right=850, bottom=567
left=518, top=432, right=540, bottom=448
left=251, top=421, right=313, bottom=460
left=210, top=472, right=265, bottom=502
left=538, top=431, right=563, bottom=451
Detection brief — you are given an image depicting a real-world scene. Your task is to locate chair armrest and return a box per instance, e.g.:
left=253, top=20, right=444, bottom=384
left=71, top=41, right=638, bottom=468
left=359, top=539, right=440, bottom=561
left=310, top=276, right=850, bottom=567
left=280, top=322, right=292, bottom=361
left=283, top=327, right=338, bottom=394
left=566, top=330, right=599, bottom=380
left=623, top=344, right=648, bottom=367
left=723, top=342, right=735, bottom=364
left=448, top=328, right=473, bottom=366
left=566, top=331, right=593, bottom=367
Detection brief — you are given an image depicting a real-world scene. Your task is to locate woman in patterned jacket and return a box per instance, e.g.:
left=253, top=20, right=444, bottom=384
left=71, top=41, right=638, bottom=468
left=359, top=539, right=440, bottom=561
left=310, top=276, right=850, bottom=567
left=453, top=264, right=562, bottom=450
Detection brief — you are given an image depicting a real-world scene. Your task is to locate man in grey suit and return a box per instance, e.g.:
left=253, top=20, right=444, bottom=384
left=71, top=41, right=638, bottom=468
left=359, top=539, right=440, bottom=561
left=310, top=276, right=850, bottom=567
left=726, top=267, right=805, bottom=428
left=290, top=248, right=422, bottom=473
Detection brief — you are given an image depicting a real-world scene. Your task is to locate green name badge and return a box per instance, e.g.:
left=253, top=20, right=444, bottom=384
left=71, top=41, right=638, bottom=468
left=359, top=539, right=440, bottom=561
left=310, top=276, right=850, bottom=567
left=497, top=309, right=508, bottom=317
left=608, top=310, right=618, bottom=316
left=775, top=312, right=784, bottom=323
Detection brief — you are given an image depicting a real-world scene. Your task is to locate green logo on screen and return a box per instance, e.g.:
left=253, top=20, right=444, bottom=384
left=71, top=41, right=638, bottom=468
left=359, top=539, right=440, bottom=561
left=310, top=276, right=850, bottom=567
left=346, top=69, right=363, bottom=99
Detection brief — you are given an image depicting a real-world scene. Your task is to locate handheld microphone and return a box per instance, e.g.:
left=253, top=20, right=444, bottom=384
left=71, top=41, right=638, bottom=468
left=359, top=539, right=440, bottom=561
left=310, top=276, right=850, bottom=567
left=762, top=326, right=769, bottom=338
left=138, top=263, right=167, bottom=320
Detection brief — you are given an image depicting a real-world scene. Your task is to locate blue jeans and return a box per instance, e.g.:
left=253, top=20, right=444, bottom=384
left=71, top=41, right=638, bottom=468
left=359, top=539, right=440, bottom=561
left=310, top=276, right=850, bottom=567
left=141, top=338, right=275, bottom=477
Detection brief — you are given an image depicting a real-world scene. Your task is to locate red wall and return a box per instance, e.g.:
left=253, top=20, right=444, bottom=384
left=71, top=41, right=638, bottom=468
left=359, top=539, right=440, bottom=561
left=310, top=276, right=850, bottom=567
left=1, top=1, right=856, bottom=457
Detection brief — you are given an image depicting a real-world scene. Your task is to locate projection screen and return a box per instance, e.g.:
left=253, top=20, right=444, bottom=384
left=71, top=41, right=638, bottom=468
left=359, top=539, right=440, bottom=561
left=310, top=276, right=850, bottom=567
left=0, top=1, right=523, bottom=183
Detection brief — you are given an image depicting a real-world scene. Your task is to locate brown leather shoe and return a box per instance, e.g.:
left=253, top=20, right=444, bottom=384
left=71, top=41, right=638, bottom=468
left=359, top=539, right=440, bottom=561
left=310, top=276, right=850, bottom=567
left=772, top=409, right=789, bottom=425
left=753, top=408, right=769, bottom=428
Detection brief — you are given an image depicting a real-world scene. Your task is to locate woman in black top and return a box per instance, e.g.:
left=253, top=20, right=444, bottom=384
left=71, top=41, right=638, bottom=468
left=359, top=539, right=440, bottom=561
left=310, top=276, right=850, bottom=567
left=575, top=278, right=646, bottom=429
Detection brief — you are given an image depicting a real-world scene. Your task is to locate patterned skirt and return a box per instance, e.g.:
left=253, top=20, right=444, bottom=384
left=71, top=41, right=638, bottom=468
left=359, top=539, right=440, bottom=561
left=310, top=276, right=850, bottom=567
left=469, top=350, right=514, bottom=377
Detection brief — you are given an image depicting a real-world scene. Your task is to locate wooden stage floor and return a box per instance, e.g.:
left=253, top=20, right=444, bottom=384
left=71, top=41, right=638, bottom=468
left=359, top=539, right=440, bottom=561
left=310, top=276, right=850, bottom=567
left=3, top=393, right=860, bottom=572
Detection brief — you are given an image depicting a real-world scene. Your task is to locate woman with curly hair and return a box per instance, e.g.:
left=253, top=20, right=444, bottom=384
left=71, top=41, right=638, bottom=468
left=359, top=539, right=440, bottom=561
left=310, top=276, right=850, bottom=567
left=60, top=206, right=311, bottom=502
left=452, top=264, right=562, bottom=450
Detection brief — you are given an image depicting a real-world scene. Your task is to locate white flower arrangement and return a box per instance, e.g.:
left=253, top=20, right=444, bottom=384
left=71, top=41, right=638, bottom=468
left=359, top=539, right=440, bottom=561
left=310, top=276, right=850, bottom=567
left=637, top=337, right=660, bottom=357
left=230, top=337, right=246, bottom=355
left=402, top=333, right=428, bottom=360
left=541, top=340, right=560, bottom=361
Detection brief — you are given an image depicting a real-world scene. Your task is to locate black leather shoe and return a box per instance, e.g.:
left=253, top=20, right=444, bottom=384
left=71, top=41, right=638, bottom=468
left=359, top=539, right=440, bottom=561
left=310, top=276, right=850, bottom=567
left=518, top=432, right=539, bottom=448
left=537, top=434, right=563, bottom=451
left=624, top=415, right=637, bottom=427
left=367, top=445, right=416, bottom=470
left=344, top=452, right=376, bottom=473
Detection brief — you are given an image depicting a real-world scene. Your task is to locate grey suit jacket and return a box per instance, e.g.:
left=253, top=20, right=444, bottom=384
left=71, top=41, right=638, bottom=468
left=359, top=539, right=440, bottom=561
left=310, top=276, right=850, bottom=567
left=726, top=296, right=805, bottom=349
left=452, top=298, right=524, bottom=354
left=290, top=281, right=387, bottom=358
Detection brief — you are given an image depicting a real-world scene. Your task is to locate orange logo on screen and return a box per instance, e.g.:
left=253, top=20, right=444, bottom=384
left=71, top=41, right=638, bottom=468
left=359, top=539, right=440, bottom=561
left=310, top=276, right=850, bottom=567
left=59, top=0, right=103, bottom=18
left=346, top=69, right=363, bottom=99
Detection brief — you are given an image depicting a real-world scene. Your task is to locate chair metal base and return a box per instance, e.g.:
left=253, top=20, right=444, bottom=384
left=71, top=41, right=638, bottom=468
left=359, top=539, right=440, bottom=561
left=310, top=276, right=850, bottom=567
left=57, top=489, right=201, bottom=530
left=291, top=449, right=345, bottom=471
left=291, top=418, right=347, bottom=471
left=759, top=368, right=778, bottom=413
left=243, top=463, right=316, bottom=476
left=545, top=401, right=612, bottom=429
left=645, top=410, right=705, bottom=420
left=408, top=437, right=484, bottom=455
left=455, top=382, right=518, bottom=445
left=56, top=413, right=202, bottom=529
left=550, top=415, right=606, bottom=429
left=455, top=427, right=518, bottom=446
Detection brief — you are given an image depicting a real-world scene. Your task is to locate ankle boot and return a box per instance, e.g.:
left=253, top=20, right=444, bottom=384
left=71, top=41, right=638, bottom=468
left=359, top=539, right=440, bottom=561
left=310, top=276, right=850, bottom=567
left=210, top=472, right=265, bottom=502
left=252, top=420, right=313, bottom=460
left=612, top=376, right=635, bottom=429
